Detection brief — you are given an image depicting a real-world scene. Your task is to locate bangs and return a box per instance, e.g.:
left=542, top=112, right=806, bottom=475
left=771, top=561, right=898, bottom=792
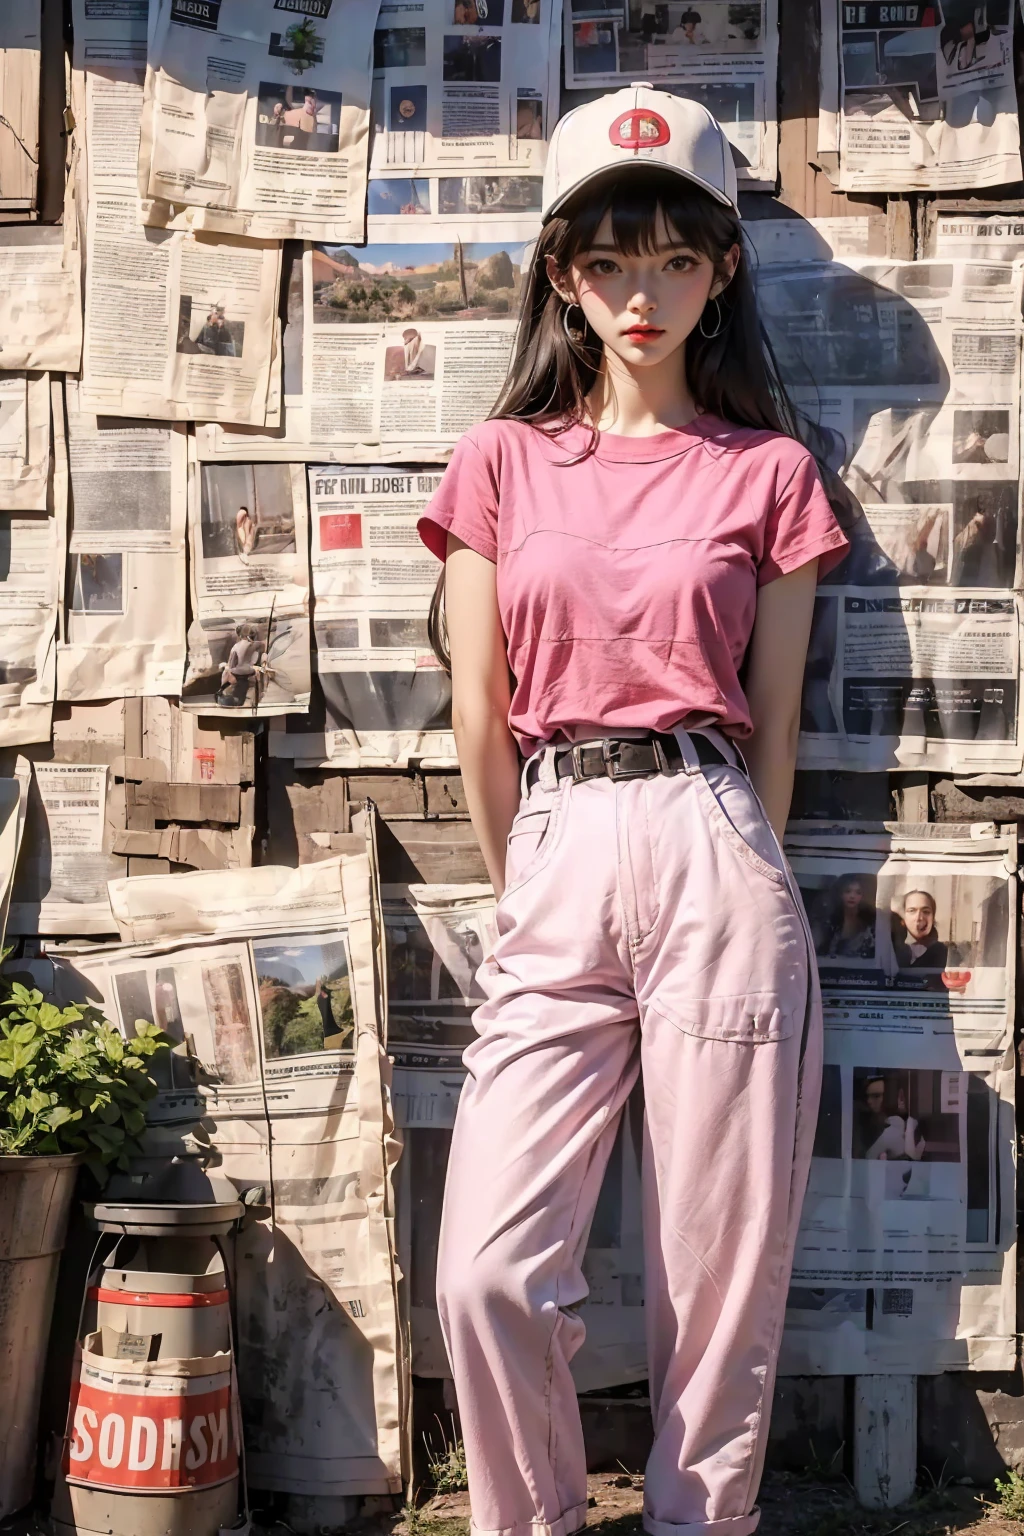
left=557, top=168, right=734, bottom=261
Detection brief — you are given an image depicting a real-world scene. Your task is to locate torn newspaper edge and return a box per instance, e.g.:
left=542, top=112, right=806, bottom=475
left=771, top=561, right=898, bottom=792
left=183, top=441, right=312, bottom=718
left=57, top=381, right=188, bottom=701
left=138, top=0, right=380, bottom=243
left=52, top=851, right=405, bottom=1495
left=827, top=0, right=1021, bottom=191
left=781, top=822, right=1017, bottom=1374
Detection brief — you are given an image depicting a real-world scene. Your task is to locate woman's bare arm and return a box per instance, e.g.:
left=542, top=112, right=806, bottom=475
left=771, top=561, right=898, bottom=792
left=445, top=533, right=522, bottom=895
left=742, top=559, right=819, bottom=840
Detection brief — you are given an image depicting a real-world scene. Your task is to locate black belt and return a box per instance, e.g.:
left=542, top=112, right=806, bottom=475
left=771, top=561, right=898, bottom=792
left=528, top=731, right=734, bottom=787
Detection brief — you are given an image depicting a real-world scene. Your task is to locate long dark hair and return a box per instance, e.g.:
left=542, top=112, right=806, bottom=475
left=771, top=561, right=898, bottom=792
left=428, top=166, right=841, bottom=671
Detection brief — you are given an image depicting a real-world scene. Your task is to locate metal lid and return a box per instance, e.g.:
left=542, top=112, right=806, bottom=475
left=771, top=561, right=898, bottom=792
left=85, top=1200, right=244, bottom=1237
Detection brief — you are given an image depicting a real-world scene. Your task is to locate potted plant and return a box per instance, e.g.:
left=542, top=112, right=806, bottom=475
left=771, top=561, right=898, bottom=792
left=0, top=983, right=169, bottom=1519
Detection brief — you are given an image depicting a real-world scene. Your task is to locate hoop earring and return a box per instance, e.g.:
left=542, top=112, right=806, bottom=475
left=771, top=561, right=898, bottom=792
left=562, top=302, right=586, bottom=344
left=699, top=294, right=723, bottom=340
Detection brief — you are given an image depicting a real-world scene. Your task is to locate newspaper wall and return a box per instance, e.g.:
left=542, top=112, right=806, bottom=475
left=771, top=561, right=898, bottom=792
left=293, top=465, right=456, bottom=768
left=196, top=237, right=520, bottom=462
left=183, top=449, right=311, bottom=717
left=0, top=373, right=52, bottom=513
left=563, top=0, right=778, bottom=187
left=781, top=823, right=1017, bottom=1373
left=0, top=229, right=83, bottom=374
left=52, top=853, right=404, bottom=1495
left=757, top=256, right=1024, bottom=772
left=57, top=383, right=188, bottom=701
left=370, top=0, right=561, bottom=183
left=0, top=3, right=41, bottom=211
left=73, top=0, right=283, bottom=425
left=138, top=0, right=380, bottom=243
left=822, top=0, right=1021, bottom=190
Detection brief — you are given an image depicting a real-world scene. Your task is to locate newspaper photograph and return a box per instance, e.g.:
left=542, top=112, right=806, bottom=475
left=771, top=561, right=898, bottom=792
left=138, top=0, right=380, bottom=242
left=52, top=852, right=404, bottom=1494
left=183, top=451, right=311, bottom=719
left=306, top=465, right=455, bottom=767
left=561, top=0, right=778, bottom=186
left=73, top=1, right=283, bottom=425
left=0, top=3, right=41, bottom=210
left=57, top=383, right=188, bottom=701
left=0, top=372, right=52, bottom=513
left=370, top=0, right=561, bottom=177
left=781, top=824, right=1016, bottom=1373
left=829, top=0, right=1021, bottom=190
left=0, top=228, right=83, bottom=374
left=366, top=172, right=543, bottom=241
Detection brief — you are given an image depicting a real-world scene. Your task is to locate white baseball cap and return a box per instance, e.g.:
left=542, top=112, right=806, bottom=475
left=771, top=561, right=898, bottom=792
left=542, top=83, right=739, bottom=223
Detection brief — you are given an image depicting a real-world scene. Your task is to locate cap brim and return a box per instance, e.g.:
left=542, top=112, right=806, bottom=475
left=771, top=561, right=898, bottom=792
left=542, top=161, right=739, bottom=224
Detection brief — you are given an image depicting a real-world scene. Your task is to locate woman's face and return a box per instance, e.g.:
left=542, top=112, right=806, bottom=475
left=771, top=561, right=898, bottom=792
left=548, top=206, right=739, bottom=374
left=841, top=880, right=863, bottom=912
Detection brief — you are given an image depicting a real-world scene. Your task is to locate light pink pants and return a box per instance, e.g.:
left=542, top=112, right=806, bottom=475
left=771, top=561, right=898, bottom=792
left=435, top=733, right=822, bottom=1536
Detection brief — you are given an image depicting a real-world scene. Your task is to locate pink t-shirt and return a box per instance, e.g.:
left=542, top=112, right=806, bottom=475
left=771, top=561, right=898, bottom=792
left=418, top=414, right=849, bottom=754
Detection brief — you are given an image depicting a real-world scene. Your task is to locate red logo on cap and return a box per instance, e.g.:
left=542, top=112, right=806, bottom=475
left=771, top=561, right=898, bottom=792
left=609, top=108, right=671, bottom=151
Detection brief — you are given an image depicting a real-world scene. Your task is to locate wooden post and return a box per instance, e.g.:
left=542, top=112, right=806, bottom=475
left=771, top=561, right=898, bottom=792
left=853, top=1376, right=917, bottom=1508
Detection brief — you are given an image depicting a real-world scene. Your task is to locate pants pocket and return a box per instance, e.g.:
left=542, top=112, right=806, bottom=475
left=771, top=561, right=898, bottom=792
left=502, top=795, right=561, bottom=899
left=697, top=765, right=787, bottom=885
left=654, top=992, right=796, bottom=1044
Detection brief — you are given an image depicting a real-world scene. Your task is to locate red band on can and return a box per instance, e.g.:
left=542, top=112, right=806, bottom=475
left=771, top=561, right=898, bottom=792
left=87, top=1287, right=231, bottom=1308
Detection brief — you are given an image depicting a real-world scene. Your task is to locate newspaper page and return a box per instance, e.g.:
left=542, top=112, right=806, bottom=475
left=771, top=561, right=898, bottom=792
left=183, top=449, right=311, bottom=718
left=0, top=777, right=23, bottom=948
left=386, top=881, right=647, bottom=1388
left=73, top=0, right=282, bottom=425
left=925, top=209, right=1024, bottom=261
left=366, top=171, right=543, bottom=241
left=301, top=465, right=455, bottom=767
left=57, top=382, right=187, bottom=701
left=0, top=4, right=41, bottom=211
left=781, top=824, right=1017, bottom=1374
left=53, top=852, right=404, bottom=1495
left=0, top=228, right=83, bottom=374
left=196, top=236, right=519, bottom=461
left=370, top=0, right=560, bottom=181
left=0, top=372, right=51, bottom=513
left=830, top=0, right=1021, bottom=190
left=755, top=256, right=1024, bottom=773
left=138, top=0, right=380, bottom=243
left=562, top=0, right=778, bottom=187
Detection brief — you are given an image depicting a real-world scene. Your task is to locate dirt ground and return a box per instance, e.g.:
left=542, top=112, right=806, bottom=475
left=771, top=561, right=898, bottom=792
left=342, top=1472, right=1024, bottom=1536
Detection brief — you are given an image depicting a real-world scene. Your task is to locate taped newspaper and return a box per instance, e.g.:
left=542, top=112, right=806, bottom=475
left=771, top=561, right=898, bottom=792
left=0, top=372, right=52, bottom=513
left=370, top=0, right=561, bottom=177
left=52, top=852, right=404, bottom=1495
left=755, top=256, right=1024, bottom=772
left=138, top=0, right=380, bottom=243
left=781, top=822, right=1017, bottom=1374
left=826, top=0, right=1021, bottom=190
left=196, top=237, right=520, bottom=462
left=73, top=0, right=282, bottom=426
left=924, top=209, right=1024, bottom=260
left=287, top=465, right=455, bottom=768
left=563, top=0, right=778, bottom=187
left=0, top=3, right=41, bottom=211
left=183, top=447, right=312, bottom=718
left=57, top=381, right=188, bottom=701
left=0, top=227, right=83, bottom=374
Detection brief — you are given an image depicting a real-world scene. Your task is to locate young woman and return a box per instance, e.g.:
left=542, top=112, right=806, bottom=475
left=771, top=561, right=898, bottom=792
left=418, top=86, right=849, bottom=1536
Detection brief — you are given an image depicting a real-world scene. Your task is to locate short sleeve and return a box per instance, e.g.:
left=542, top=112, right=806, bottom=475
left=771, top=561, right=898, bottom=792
left=758, top=450, right=850, bottom=587
left=417, top=432, right=499, bottom=563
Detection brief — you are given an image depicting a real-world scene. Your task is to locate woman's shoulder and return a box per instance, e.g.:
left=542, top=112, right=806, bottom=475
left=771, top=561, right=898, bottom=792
left=698, top=416, right=818, bottom=477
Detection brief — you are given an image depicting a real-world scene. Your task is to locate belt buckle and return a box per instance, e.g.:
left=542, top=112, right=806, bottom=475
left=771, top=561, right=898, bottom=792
left=570, top=744, right=588, bottom=783
left=602, top=739, right=649, bottom=780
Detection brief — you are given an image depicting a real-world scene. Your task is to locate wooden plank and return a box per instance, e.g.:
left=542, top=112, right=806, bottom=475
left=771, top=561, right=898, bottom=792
left=363, top=815, right=489, bottom=885
left=853, top=1375, right=917, bottom=1509
left=931, top=781, right=1024, bottom=824
left=348, top=774, right=424, bottom=816
left=423, top=772, right=468, bottom=817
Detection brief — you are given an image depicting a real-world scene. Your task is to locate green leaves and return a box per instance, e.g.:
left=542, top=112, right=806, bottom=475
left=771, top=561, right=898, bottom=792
left=0, top=989, right=172, bottom=1175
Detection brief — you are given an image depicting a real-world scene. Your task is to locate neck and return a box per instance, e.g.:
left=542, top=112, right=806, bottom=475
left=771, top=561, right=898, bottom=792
left=587, top=343, right=699, bottom=437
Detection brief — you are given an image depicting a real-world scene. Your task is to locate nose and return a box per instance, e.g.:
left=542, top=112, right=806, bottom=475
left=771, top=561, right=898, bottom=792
left=628, top=289, right=657, bottom=316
